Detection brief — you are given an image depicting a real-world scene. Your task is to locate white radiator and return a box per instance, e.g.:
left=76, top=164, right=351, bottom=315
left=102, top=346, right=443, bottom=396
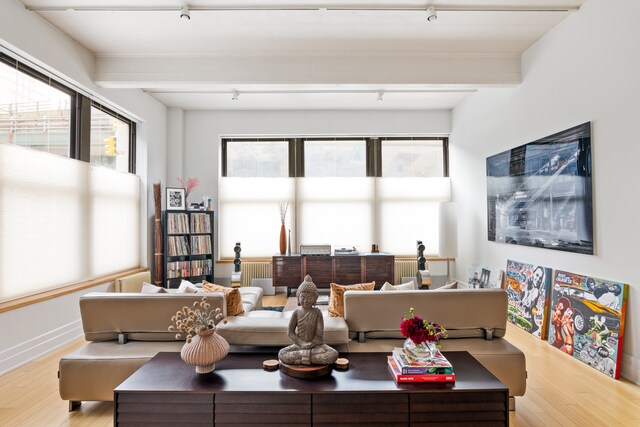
left=395, top=259, right=418, bottom=285
left=241, top=261, right=272, bottom=287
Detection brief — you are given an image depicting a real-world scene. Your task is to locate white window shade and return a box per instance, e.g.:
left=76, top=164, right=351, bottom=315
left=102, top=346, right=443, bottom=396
left=0, top=143, right=140, bottom=302
left=297, top=178, right=375, bottom=251
left=90, top=167, right=140, bottom=275
left=376, top=177, right=451, bottom=255
left=219, top=177, right=295, bottom=258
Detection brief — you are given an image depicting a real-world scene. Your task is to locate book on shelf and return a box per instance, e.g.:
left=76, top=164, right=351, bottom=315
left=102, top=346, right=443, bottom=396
left=387, top=357, right=455, bottom=383
left=392, top=347, right=453, bottom=375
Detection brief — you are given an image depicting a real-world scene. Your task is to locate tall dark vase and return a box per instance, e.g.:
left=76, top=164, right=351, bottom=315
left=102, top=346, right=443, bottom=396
left=279, top=223, right=287, bottom=255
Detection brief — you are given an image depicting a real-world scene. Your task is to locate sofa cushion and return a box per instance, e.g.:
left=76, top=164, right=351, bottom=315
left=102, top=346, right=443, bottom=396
left=141, top=282, right=167, bottom=294
left=202, top=282, right=245, bottom=316
left=381, top=281, right=415, bottom=291
left=328, top=281, right=375, bottom=317
left=216, top=312, right=349, bottom=346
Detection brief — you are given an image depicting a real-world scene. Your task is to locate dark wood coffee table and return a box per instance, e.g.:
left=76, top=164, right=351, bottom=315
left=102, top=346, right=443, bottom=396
left=114, top=351, right=508, bottom=426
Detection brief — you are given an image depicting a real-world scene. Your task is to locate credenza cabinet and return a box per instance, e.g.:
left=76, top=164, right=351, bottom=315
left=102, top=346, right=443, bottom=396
left=272, top=254, right=394, bottom=294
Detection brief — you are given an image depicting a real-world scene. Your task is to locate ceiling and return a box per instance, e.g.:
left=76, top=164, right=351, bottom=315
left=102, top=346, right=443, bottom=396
left=20, top=1, right=586, bottom=110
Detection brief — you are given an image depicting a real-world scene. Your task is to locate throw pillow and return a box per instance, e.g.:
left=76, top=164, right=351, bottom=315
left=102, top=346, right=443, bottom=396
left=328, top=281, right=375, bottom=317
left=440, top=280, right=459, bottom=289
left=141, top=282, right=167, bottom=294
left=202, top=281, right=245, bottom=316
left=176, top=279, right=200, bottom=293
left=381, top=281, right=415, bottom=291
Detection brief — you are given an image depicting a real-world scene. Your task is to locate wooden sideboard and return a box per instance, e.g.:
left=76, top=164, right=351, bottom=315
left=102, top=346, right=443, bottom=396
left=272, top=254, right=394, bottom=294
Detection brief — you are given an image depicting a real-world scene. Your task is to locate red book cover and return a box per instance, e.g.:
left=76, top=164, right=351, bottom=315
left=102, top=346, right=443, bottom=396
left=387, top=357, right=455, bottom=383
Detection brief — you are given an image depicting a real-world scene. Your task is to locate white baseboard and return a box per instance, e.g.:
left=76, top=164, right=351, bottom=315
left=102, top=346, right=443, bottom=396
left=0, top=319, right=83, bottom=376
left=621, top=351, right=640, bottom=385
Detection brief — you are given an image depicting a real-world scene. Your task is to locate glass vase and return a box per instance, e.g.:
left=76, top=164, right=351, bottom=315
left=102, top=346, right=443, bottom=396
left=403, top=338, right=438, bottom=363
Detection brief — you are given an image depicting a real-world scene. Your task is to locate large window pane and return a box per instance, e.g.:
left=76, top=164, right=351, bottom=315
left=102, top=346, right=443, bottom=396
left=304, top=140, right=366, bottom=177
left=382, top=139, right=444, bottom=177
left=0, top=61, right=71, bottom=157
left=297, top=178, right=375, bottom=251
left=226, top=140, right=288, bottom=177
left=90, top=106, right=130, bottom=173
left=0, top=142, right=140, bottom=302
left=219, top=178, right=295, bottom=258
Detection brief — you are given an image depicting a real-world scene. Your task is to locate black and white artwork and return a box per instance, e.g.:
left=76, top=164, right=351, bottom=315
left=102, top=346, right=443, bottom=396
left=486, top=122, right=593, bottom=255
left=468, top=262, right=504, bottom=289
left=166, top=187, right=186, bottom=211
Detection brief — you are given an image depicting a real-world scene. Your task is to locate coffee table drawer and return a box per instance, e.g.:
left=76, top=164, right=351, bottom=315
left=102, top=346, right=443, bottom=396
left=116, top=393, right=213, bottom=426
left=313, top=393, right=408, bottom=425
left=410, top=391, right=507, bottom=425
left=215, top=392, right=310, bottom=425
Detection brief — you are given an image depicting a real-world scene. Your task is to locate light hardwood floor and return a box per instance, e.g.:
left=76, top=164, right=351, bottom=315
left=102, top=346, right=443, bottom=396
left=1, top=292, right=638, bottom=426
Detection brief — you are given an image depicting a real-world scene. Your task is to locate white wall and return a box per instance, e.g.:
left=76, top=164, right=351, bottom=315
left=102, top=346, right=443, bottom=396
left=450, top=0, right=639, bottom=383
left=179, top=109, right=451, bottom=282
left=0, top=0, right=167, bottom=372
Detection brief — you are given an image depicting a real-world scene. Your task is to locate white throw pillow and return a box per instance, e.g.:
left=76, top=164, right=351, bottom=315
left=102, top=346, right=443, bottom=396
left=440, top=280, right=459, bottom=289
left=141, top=282, right=167, bottom=294
left=381, top=281, right=416, bottom=291
left=176, top=280, right=201, bottom=293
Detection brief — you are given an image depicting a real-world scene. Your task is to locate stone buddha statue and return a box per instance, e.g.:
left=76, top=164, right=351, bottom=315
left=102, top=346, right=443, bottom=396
left=278, top=275, right=339, bottom=366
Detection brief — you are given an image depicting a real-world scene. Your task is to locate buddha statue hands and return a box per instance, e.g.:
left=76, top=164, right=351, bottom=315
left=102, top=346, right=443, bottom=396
left=278, top=275, right=339, bottom=366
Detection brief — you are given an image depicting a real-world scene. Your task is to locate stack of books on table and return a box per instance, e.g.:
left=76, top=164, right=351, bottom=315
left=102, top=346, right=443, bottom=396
left=387, top=347, right=455, bottom=383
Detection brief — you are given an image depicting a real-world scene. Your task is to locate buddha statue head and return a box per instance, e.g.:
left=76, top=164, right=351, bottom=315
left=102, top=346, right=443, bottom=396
left=296, top=274, right=318, bottom=307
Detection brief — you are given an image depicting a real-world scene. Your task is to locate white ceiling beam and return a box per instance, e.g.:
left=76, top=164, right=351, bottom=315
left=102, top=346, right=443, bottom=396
left=94, top=54, right=520, bottom=89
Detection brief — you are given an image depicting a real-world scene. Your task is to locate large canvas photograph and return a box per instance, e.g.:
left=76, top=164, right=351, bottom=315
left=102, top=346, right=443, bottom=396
left=548, top=270, right=628, bottom=379
left=486, top=122, right=593, bottom=254
left=505, top=260, right=552, bottom=339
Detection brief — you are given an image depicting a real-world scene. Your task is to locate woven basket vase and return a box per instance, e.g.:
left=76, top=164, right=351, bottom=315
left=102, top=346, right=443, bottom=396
left=180, top=327, right=230, bottom=374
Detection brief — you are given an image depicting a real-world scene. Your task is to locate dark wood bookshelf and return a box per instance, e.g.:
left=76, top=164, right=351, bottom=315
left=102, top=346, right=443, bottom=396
left=162, top=210, right=214, bottom=289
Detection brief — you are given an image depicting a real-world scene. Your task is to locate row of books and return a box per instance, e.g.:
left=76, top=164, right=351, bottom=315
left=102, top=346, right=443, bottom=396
left=167, top=212, right=213, bottom=234
left=190, top=235, right=212, bottom=255
left=167, top=236, right=189, bottom=256
left=166, top=259, right=213, bottom=279
left=190, top=213, right=212, bottom=234
left=167, top=213, right=189, bottom=234
left=387, top=347, right=455, bottom=383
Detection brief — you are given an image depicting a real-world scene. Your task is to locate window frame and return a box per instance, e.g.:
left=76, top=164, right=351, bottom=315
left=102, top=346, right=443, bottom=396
left=0, top=52, right=136, bottom=173
left=221, top=136, right=449, bottom=178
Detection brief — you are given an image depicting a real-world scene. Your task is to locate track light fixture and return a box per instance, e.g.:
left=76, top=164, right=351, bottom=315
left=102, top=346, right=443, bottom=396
left=231, top=90, right=239, bottom=101
left=180, top=6, right=190, bottom=20
left=377, top=90, right=384, bottom=101
left=427, top=6, right=437, bottom=21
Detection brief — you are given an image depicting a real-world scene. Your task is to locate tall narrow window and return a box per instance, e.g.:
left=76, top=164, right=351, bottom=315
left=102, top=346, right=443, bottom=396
left=90, top=106, right=130, bottom=173
left=220, top=140, right=292, bottom=258
left=0, top=60, right=72, bottom=157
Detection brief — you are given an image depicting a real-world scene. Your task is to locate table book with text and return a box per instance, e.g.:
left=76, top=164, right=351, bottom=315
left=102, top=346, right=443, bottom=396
left=387, top=357, right=456, bottom=383
left=392, top=347, right=453, bottom=375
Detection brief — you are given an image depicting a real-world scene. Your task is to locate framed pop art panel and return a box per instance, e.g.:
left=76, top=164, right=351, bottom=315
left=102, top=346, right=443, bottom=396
left=505, top=260, right=552, bottom=339
left=548, top=270, right=628, bottom=379
left=486, top=122, right=593, bottom=255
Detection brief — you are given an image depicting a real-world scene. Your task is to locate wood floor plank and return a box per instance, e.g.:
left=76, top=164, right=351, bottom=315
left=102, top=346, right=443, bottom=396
left=1, top=291, right=639, bottom=426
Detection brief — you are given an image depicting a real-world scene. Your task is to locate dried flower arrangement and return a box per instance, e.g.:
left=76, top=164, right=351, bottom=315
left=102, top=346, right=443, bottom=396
left=279, top=201, right=289, bottom=224
left=168, top=296, right=225, bottom=343
left=177, top=177, right=200, bottom=199
left=400, top=307, right=448, bottom=347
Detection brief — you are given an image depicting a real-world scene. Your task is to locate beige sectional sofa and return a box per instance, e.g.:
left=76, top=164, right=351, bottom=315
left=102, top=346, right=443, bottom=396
left=59, top=278, right=526, bottom=411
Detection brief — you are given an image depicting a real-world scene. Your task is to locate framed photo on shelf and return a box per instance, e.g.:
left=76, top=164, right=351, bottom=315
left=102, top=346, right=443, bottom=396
left=166, top=187, right=186, bottom=211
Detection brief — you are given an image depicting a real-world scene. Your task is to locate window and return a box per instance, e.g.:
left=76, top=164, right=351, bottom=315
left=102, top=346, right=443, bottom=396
left=0, top=52, right=139, bottom=303
left=0, top=59, right=73, bottom=158
left=90, top=105, right=132, bottom=173
left=219, top=137, right=449, bottom=258
left=224, top=139, right=289, bottom=177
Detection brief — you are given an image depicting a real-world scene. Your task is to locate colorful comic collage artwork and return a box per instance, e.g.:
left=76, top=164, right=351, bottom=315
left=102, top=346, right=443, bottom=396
left=506, top=260, right=552, bottom=339
left=549, top=270, right=628, bottom=379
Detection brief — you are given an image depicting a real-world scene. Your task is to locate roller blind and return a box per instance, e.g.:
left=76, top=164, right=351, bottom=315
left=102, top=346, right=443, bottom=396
left=0, top=142, right=140, bottom=302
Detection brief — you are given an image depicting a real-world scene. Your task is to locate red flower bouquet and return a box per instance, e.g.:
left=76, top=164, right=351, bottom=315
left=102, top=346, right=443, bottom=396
left=400, top=307, right=448, bottom=346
